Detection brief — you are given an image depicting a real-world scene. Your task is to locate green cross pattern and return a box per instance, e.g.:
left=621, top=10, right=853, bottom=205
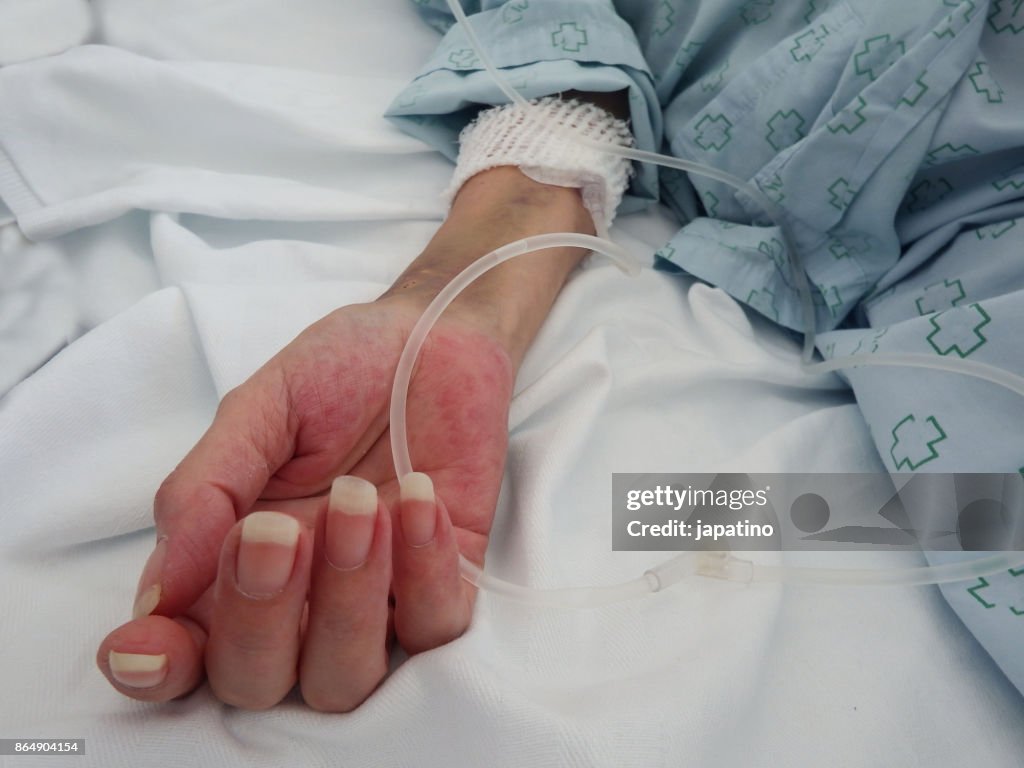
left=1012, top=568, right=1024, bottom=616
left=654, top=0, right=676, bottom=36
left=967, top=577, right=996, bottom=608
left=828, top=177, right=856, bottom=210
left=759, top=173, right=785, bottom=204
left=502, top=1, right=528, bottom=24
left=766, top=109, right=806, bottom=150
left=933, top=17, right=956, bottom=39
left=925, top=142, right=979, bottom=165
left=395, top=82, right=425, bottom=109
left=817, top=284, right=843, bottom=316
left=700, top=59, right=730, bottom=92
left=447, top=48, right=479, bottom=68
left=758, top=237, right=786, bottom=275
left=790, top=25, right=830, bottom=63
left=853, top=34, right=906, bottom=81
left=900, top=74, right=930, bottom=107
left=890, top=414, right=947, bottom=470
left=803, top=0, right=832, bottom=25
left=702, top=190, right=720, bottom=216
left=551, top=22, right=588, bottom=52
left=945, top=0, right=978, bottom=18
left=660, top=168, right=688, bottom=196
left=827, top=96, right=867, bottom=134
left=975, top=219, right=1017, bottom=239
left=509, top=70, right=537, bottom=90
left=829, top=240, right=852, bottom=259
left=993, top=165, right=1024, bottom=191
left=915, top=278, right=965, bottom=314
left=741, top=0, right=774, bottom=25
left=694, top=113, right=733, bottom=151
left=926, top=303, right=991, bottom=357
left=674, top=40, right=704, bottom=71
left=746, top=288, right=780, bottom=320
left=988, top=0, right=1024, bottom=33
left=967, top=573, right=1024, bottom=615
left=828, top=231, right=874, bottom=260
left=933, top=0, right=977, bottom=38
left=968, top=61, right=1004, bottom=102
left=851, top=327, right=888, bottom=354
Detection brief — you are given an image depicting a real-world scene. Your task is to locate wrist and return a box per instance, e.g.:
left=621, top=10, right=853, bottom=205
left=381, top=167, right=594, bottom=368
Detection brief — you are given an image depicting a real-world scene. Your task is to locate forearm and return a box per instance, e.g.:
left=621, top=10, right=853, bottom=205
left=381, top=165, right=596, bottom=368
left=382, top=90, right=629, bottom=367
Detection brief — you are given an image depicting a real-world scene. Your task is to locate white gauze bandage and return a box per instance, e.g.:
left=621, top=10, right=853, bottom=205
left=445, top=96, right=635, bottom=237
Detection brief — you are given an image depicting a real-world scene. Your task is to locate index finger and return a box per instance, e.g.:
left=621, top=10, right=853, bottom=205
left=135, top=366, right=297, bottom=619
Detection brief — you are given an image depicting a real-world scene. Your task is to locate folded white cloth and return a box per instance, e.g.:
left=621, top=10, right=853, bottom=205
left=2, top=3, right=1024, bottom=765
left=0, top=0, right=92, bottom=65
left=0, top=46, right=451, bottom=241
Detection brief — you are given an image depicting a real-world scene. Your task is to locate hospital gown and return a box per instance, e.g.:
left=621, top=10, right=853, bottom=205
left=387, top=0, right=1024, bottom=696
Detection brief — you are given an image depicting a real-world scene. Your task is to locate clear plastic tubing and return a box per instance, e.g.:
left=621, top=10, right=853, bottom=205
left=387, top=231, right=1024, bottom=605
left=386, top=0, right=1024, bottom=606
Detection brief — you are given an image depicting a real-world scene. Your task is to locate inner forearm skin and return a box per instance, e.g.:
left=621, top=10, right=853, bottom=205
left=381, top=90, right=629, bottom=368
left=381, top=165, right=595, bottom=369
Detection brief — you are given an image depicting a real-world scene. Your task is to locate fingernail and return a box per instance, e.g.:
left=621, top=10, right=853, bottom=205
left=399, top=472, right=436, bottom=547
left=108, top=651, right=168, bottom=689
left=236, top=511, right=300, bottom=598
left=132, top=537, right=167, bottom=619
left=326, top=476, right=378, bottom=570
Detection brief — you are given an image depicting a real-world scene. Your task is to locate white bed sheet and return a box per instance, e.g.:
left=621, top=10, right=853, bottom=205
left=1, top=1, right=1022, bottom=766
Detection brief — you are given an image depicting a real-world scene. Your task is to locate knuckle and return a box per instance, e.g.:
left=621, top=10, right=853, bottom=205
left=154, top=476, right=223, bottom=526
left=152, top=476, right=182, bottom=529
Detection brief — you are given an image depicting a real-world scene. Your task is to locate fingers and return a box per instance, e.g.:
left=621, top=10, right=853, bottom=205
left=104, top=474, right=474, bottom=711
left=298, top=477, right=392, bottom=712
left=98, top=614, right=207, bottom=703
left=205, top=511, right=313, bottom=710
left=392, top=473, right=473, bottom=655
left=138, top=371, right=297, bottom=620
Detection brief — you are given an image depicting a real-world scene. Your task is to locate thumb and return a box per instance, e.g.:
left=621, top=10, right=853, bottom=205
left=133, top=372, right=296, bottom=619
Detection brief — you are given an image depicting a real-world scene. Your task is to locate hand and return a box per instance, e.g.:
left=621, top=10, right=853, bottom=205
left=97, top=292, right=514, bottom=710
left=95, top=166, right=596, bottom=711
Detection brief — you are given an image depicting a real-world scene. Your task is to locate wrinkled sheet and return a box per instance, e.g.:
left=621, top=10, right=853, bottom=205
left=1, top=1, right=1022, bottom=766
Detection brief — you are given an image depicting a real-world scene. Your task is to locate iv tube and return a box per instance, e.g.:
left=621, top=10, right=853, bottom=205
left=388, top=229, right=1024, bottom=605
left=387, top=0, right=1024, bottom=606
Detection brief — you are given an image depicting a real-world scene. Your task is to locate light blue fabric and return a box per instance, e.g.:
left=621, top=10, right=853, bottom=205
left=388, top=0, right=1024, bottom=694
